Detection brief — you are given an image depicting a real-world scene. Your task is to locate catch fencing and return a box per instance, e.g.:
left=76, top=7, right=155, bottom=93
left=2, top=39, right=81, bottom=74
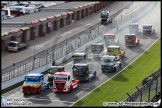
left=123, top=68, right=161, bottom=102
left=2, top=2, right=151, bottom=83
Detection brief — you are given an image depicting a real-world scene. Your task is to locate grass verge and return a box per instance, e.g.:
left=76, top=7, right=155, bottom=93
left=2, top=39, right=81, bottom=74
left=72, top=39, right=160, bottom=107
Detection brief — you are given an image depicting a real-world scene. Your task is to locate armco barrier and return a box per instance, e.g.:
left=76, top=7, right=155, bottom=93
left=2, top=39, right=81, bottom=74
left=2, top=63, right=52, bottom=90
left=1, top=2, right=154, bottom=90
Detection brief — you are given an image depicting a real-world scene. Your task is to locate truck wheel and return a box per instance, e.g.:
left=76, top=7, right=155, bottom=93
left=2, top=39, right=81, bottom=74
left=113, top=67, right=117, bottom=72
left=119, top=64, right=121, bottom=69
left=88, top=77, right=91, bottom=82
left=70, top=86, right=73, bottom=92
left=38, top=88, right=41, bottom=94
left=78, top=82, right=80, bottom=87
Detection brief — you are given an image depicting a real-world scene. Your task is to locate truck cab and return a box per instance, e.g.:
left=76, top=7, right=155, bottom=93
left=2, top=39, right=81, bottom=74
left=142, top=24, right=155, bottom=35
left=72, top=53, right=87, bottom=64
left=91, top=43, right=105, bottom=58
left=72, top=63, right=96, bottom=82
left=125, top=34, right=139, bottom=47
left=101, top=55, right=121, bottom=72
left=129, top=23, right=141, bottom=35
left=22, top=73, right=50, bottom=95
left=53, top=72, right=80, bottom=92
left=104, top=34, right=119, bottom=46
left=107, top=45, right=125, bottom=61
left=8, top=41, right=19, bottom=51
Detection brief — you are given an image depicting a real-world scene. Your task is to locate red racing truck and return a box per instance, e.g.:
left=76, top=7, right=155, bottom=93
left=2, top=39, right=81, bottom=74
left=125, top=34, right=140, bottom=47
left=142, top=24, right=155, bottom=35
left=52, top=72, right=80, bottom=92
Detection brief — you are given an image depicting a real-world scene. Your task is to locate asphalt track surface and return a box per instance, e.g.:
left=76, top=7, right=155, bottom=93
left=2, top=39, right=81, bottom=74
left=2, top=2, right=160, bottom=107
left=2, top=1, right=136, bottom=70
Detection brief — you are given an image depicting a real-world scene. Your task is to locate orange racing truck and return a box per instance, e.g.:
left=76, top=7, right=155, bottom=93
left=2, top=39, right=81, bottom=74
left=107, top=45, right=125, bottom=61
left=52, top=72, right=80, bottom=92
left=125, top=34, right=140, bottom=47
left=22, top=73, right=51, bottom=95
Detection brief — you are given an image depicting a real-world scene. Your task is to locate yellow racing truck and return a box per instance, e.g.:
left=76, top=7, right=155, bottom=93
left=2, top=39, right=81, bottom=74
left=106, top=45, right=125, bottom=61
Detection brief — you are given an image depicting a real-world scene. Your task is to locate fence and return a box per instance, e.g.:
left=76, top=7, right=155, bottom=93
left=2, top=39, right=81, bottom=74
left=123, top=68, right=161, bottom=102
left=2, top=2, right=152, bottom=83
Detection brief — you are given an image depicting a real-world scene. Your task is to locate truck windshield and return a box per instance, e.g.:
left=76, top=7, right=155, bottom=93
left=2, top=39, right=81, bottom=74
left=73, top=56, right=84, bottom=60
left=73, top=66, right=86, bottom=72
left=125, top=35, right=134, bottom=40
left=143, top=26, right=152, bottom=29
left=54, top=77, right=67, bottom=80
left=107, top=48, right=118, bottom=53
left=9, top=43, right=16, bottom=47
left=101, top=58, right=113, bottom=63
left=26, top=78, right=39, bottom=81
left=91, top=45, right=102, bottom=50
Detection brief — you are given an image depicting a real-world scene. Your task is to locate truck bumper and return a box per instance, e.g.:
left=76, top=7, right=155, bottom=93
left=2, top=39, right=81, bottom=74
left=22, top=89, right=38, bottom=94
left=102, top=69, right=113, bottom=72
left=73, top=76, right=88, bottom=81
left=8, top=49, right=18, bottom=52
left=126, top=43, right=134, bottom=46
left=92, top=54, right=100, bottom=58
left=53, top=88, right=70, bottom=92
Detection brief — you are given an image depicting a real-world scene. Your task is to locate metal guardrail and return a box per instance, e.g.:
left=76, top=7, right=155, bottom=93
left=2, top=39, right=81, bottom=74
left=124, top=68, right=161, bottom=102
left=2, top=2, right=150, bottom=83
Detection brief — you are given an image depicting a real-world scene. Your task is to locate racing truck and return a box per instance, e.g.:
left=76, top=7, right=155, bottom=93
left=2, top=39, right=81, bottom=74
left=101, top=55, right=121, bottom=72
left=104, top=33, right=119, bottom=47
left=72, top=63, right=96, bottom=82
left=8, top=41, right=30, bottom=52
left=91, top=43, right=106, bottom=58
left=129, top=23, right=141, bottom=35
left=107, top=45, right=125, bottom=61
left=52, top=72, right=80, bottom=92
left=47, top=66, right=65, bottom=87
left=72, top=53, right=90, bottom=65
left=142, top=24, right=155, bottom=35
left=22, top=73, right=51, bottom=95
left=125, top=34, right=140, bottom=47
left=101, top=11, right=112, bottom=25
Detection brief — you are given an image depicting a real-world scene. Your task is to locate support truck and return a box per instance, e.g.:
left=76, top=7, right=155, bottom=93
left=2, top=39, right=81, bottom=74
left=101, top=55, right=121, bottom=73
left=52, top=72, right=80, bottom=92
left=22, top=73, right=51, bottom=95
left=91, top=43, right=105, bottom=58
left=125, top=34, right=140, bottom=47
left=8, top=41, right=30, bottom=52
left=104, top=33, right=119, bottom=47
left=101, top=11, right=112, bottom=25
left=72, top=63, right=96, bottom=82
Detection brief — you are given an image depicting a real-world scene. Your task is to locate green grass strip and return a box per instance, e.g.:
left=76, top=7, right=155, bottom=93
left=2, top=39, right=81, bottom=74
left=72, top=39, right=160, bottom=107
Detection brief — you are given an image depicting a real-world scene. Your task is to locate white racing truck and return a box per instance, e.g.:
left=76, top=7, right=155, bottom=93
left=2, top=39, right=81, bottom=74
left=52, top=72, right=80, bottom=92
left=8, top=41, right=30, bottom=52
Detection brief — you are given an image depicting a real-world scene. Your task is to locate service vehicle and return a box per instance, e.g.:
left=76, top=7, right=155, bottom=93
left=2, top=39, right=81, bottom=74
left=129, top=23, right=141, bottom=34
left=142, top=24, right=155, bottom=35
left=47, top=66, right=65, bottom=74
left=125, top=34, right=140, bottom=47
left=72, top=63, right=96, bottom=82
left=72, top=53, right=88, bottom=64
left=107, top=45, right=125, bottom=61
left=101, top=11, right=112, bottom=25
left=104, top=33, right=119, bottom=46
left=8, top=41, right=30, bottom=52
left=52, top=72, right=80, bottom=92
left=22, top=73, right=51, bottom=95
left=101, top=55, right=121, bottom=72
left=91, top=43, right=105, bottom=58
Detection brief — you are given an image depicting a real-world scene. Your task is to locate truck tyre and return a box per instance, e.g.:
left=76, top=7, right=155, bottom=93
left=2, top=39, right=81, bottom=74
left=88, top=77, right=91, bottom=82
left=78, top=82, right=80, bottom=87
left=70, top=86, right=73, bottom=92
left=38, top=88, right=41, bottom=94
left=113, top=67, right=117, bottom=72
left=119, top=64, right=121, bottom=69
